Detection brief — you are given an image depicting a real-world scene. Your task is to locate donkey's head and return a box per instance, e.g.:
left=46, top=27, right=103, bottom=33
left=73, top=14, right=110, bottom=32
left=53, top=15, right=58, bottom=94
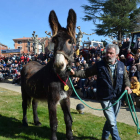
left=49, top=9, right=76, bottom=73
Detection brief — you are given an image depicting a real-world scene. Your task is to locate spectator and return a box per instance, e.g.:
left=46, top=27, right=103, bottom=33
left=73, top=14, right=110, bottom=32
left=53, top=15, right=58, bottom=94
left=82, top=60, right=88, bottom=69
left=20, top=54, right=25, bottom=63
left=129, top=65, right=140, bottom=82
left=95, top=43, right=101, bottom=55
left=120, top=55, right=126, bottom=65
left=85, top=75, right=98, bottom=99
left=3, top=62, right=6, bottom=68
left=134, top=54, right=140, bottom=65
left=75, top=46, right=80, bottom=56
left=130, top=76, right=140, bottom=108
left=136, top=47, right=140, bottom=56
left=121, top=39, right=127, bottom=56
left=75, top=60, right=81, bottom=71
left=125, top=49, right=134, bottom=59
left=79, top=55, right=84, bottom=64
left=134, top=37, right=140, bottom=53
left=125, top=54, right=134, bottom=72
left=71, top=63, right=76, bottom=70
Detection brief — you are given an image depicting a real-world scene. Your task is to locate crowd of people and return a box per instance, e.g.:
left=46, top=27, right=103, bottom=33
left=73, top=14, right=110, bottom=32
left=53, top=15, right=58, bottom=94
left=71, top=37, right=140, bottom=107
left=0, top=51, right=53, bottom=84
left=0, top=37, right=140, bottom=107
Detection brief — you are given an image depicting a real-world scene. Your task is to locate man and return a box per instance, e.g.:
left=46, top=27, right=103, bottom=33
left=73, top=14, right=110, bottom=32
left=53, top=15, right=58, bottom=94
left=95, top=43, right=102, bottom=55
left=82, top=60, right=88, bottom=69
left=121, top=38, right=130, bottom=56
left=75, top=60, right=82, bottom=71
left=129, top=65, right=140, bottom=82
left=134, top=37, right=140, bottom=52
left=70, top=44, right=132, bottom=140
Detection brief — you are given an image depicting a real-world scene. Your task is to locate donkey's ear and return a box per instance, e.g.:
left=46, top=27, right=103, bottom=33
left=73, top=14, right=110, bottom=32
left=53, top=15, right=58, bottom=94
left=49, top=10, right=61, bottom=36
left=67, top=9, right=77, bottom=43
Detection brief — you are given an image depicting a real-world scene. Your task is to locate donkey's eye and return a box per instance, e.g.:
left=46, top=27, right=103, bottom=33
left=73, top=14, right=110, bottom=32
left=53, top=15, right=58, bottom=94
left=68, top=40, right=73, bottom=44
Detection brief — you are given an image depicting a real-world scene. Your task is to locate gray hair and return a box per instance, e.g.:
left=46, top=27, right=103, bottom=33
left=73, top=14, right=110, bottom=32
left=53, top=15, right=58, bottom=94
left=106, top=44, right=120, bottom=55
left=132, top=65, right=137, bottom=71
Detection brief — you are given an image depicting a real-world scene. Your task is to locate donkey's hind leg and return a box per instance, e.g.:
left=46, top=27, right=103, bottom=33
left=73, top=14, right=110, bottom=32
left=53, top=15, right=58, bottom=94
left=22, top=90, right=31, bottom=127
left=32, top=99, right=41, bottom=126
left=60, top=98, right=74, bottom=140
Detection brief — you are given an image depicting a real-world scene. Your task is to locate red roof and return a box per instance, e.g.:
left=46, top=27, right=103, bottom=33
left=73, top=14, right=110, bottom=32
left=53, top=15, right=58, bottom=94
left=13, top=37, right=42, bottom=41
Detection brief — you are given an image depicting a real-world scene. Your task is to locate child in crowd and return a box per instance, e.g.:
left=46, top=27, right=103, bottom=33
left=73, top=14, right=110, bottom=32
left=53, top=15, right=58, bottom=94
left=130, top=76, right=140, bottom=108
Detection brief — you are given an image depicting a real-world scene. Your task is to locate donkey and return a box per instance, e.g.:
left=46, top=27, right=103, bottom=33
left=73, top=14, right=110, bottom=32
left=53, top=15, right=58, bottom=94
left=21, top=9, right=76, bottom=140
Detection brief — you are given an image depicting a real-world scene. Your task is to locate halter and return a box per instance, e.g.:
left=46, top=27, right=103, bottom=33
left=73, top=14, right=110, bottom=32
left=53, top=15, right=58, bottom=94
left=56, top=51, right=74, bottom=62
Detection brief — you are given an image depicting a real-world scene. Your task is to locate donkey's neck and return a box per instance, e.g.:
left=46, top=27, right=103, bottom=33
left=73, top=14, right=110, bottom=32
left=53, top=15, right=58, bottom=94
left=57, top=70, right=69, bottom=81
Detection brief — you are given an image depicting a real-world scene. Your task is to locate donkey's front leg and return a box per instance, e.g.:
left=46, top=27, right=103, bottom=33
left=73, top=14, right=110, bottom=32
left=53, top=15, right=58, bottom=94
left=48, top=101, right=58, bottom=140
left=60, top=98, right=74, bottom=140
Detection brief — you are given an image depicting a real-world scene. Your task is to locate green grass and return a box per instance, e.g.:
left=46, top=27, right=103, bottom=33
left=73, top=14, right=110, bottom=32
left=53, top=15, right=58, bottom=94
left=0, top=87, right=139, bottom=140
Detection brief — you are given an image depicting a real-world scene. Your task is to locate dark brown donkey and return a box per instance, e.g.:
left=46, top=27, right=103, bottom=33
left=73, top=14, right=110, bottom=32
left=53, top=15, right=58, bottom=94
left=21, top=9, right=76, bottom=140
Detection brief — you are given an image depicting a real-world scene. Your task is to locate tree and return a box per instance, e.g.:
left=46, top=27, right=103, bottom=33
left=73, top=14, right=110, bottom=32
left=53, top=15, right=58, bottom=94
left=82, top=0, right=140, bottom=41
left=101, top=39, right=108, bottom=47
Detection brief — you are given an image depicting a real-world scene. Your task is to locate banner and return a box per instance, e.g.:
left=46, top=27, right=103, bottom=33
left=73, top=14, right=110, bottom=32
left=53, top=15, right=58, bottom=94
left=1, top=49, right=20, bottom=54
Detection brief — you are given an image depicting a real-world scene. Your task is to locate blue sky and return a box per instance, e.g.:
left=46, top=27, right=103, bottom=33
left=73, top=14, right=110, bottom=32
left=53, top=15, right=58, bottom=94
left=0, top=0, right=109, bottom=49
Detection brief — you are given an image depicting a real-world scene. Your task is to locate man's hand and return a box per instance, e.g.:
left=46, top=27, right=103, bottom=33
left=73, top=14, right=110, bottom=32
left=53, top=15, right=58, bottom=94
left=70, top=69, right=75, bottom=75
left=125, top=86, right=132, bottom=94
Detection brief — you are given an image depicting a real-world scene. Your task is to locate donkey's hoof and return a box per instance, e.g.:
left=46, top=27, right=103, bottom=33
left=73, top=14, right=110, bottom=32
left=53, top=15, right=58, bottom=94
left=34, top=121, right=42, bottom=126
left=22, top=120, right=28, bottom=127
left=66, top=136, right=75, bottom=140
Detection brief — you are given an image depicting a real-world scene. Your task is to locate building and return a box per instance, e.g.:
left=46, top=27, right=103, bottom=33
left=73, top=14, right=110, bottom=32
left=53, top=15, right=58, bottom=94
left=0, top=43, right=8, bottom=57
left=13, top=37, right=49, bottom=54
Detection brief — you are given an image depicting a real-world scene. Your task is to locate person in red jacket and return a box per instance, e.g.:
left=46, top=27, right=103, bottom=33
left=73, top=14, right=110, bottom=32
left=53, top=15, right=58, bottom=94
left=20, top=54, right=24, bottom=63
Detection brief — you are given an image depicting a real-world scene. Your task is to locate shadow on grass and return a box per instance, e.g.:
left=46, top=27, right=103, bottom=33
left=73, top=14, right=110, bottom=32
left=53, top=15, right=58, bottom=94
left=0, top=115, right=99, bottom=140
left=75, top=137, right=99, bottom=140
left=0, top=114, right=62, bottom=140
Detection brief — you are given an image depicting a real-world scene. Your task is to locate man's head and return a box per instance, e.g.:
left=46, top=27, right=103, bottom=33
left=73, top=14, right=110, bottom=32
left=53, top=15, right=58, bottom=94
left=105, top=44, right=119, bottom=64
left=127, top=49, right=131, bottom=53
left=131, top=66, right=137, bottom=73
left=76, top=61, right=80, bottom=66
left=126, top=37, right=129, bottom=42
left=98, top=44, right=100, bottom=47
left=123, top=39, right=126, bottom=42
left=120, top=54, right=125, bottom=59
left=93, top=75, right=97, bottom=80
left=83, top=60, right=86, bottom=64
left=137, top=37, right=140, bottom=42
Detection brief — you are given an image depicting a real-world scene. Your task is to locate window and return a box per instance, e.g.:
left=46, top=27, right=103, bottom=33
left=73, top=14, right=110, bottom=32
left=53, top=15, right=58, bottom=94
left=27, top=41, right=30, bottom=46
left=28, top=46, right=30, bottom=52
left=133, top=33, right=140, bottom=43
left=18, top=41, right=22, bottom=44
left=18, top=46, right=22, bottom=50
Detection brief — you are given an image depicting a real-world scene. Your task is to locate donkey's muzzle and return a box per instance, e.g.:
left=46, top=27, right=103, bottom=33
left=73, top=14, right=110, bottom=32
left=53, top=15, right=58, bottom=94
left=54, top=62, right=64, bottom=70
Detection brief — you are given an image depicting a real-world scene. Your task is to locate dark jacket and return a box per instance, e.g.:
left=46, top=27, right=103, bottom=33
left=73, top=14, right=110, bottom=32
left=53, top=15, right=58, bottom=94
left=74, top=59, right=130, bottom=100
left=96, top=60, right=124, bottom=100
